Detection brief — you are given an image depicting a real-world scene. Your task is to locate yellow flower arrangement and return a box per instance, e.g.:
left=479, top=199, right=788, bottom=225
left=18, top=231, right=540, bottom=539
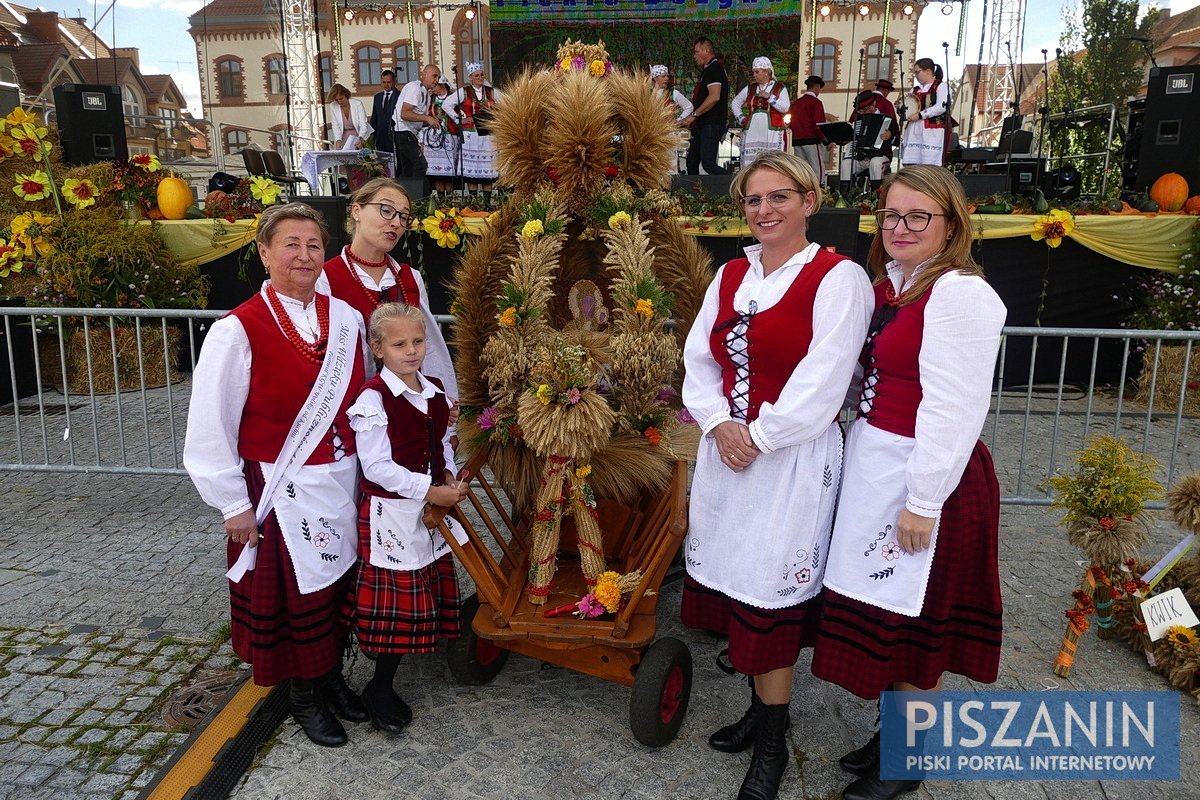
left=498, top=306, right=518, bottom=327
left=0, top=135, right=14, bottom=159
left=607, top=211, right=632, bottom=230
left=634, top=297, right=654, bottom=318
left=129, top=153, right=162, bottom=172
left=0, top=238, right=21, bottom=278
left=593, top=571, right=623, bottom=613
left=10, top=211, right=55, bottom=259
left=248, top=175, right=282, bottom=206
left=422, top=207, right=465, bottom=248
left=589, top=59, right=607, bottom=77
left=10, top=124, right=51, bottom=158
left=1031, top=208, right=1075, bottom=248
left=13, top=170, right=51, bottom=201
left=521, top=219, right=544, bottom=239
left=560, top=57, right=572, bottom=71
left=575, top=464, right=592, bottom=479
left=61, top=178, right=99, bottom=209
left=1165, top=624, right=1198, bottom=651
left=535, top=383, right=554, bottom=405
left=5, top=107, right=37, bottom=126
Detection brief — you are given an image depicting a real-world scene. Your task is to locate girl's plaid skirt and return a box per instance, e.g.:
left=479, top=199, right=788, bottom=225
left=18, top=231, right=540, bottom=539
left=349, top=498, right=462, bottom=655
left=811, top=441, right=1004, bottom=699
left=681, top=575, right=821, bottom=676
left=230, top=461, right=353, bottom=687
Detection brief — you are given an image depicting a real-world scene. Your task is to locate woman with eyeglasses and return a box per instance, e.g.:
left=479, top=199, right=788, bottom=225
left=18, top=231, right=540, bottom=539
left=813, top=166, right=1006, bottom=800
left=318, top=177, right=457, bottom=396
left=681, top=150, right=873, bottom=800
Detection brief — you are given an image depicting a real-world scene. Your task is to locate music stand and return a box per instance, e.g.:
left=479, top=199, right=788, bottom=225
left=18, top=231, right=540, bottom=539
left=819, top=121, right=855, bottom=189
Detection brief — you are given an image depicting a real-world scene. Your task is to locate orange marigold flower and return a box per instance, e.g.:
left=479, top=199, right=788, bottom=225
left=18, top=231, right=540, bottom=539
left=1097, top=516, right=1117, bottom=529
left=643, top=426, right=662, bottom=446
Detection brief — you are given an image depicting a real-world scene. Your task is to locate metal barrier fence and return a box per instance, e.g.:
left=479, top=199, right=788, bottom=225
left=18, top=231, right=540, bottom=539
left=2, top=308, right=1198, bottom=506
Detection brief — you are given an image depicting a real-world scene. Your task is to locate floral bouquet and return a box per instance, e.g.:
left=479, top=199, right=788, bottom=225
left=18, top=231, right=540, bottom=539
left=112, top=154, right=163, bottom=210
left=542, top=569, right=646, bottom=619
left=553, top=38, right=614, bottom=78
left=421, top=206, right=467, bottom=248
left=203, top=175, right=282, bottom=221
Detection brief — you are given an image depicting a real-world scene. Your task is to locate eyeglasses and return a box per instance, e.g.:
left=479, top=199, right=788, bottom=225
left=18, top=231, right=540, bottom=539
left=360, top=202, right=413, bottom=225
left=738, top=188, right=805, bottom=211
left=874, top=209, right=948, bottom=232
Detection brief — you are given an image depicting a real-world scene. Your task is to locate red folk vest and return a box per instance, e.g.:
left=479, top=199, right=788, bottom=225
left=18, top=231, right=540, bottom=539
left=460, top=85, right=495, bottom=132
left=322, top=253, right=421, bottom=328
left=709, top=249, right=843, bottom=424
left=740, top=81, right=786, bottom=130
left=229, top=293, right=365, bottom=465
left=914, top=80, right=947, bottom=129
left=857, top=281, right=933, bottom=438
left=358, top=374, right=451, bottom=499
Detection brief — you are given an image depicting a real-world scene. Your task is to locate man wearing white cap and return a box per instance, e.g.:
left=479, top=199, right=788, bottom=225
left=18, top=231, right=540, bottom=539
left=442, top=63, right=504, bottom=195
left=650, top=65, right=693, bottom=173
left=730, top=57, right=791, bottom=164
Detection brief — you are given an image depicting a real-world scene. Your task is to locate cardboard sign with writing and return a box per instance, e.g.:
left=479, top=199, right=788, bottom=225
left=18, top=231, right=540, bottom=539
left=1141, top=587, right=1200, bottom=642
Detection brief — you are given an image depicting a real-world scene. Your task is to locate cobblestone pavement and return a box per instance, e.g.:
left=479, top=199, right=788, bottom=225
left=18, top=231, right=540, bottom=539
left=2, top=379, right=1200, bottom=799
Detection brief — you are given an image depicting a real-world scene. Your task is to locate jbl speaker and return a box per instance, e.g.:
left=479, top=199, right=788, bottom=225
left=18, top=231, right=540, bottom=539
left=1137, top=66, right=1200, bottom=190
left=299, top=195, right=350, bottom=259
left=53, top=84, right=128, bottom=165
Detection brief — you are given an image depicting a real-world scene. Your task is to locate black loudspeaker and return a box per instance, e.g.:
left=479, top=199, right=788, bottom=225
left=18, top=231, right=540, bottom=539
left=395, top=177, right=428, bottom=202
left=956, top=173, right=1008, bottom=198
left=671, top=173, right=734, bottom=198
left=808, top=209, right=860, bottom=257
left=1137, top=66, right=1200, bottom=191
left=52, top=84, right=128, bottom=165
left=299, top=196, right=350, bottom=260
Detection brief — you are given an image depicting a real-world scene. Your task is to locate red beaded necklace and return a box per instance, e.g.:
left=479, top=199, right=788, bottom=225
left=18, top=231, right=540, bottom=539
left=266, top=285, right=328, bottom=365
left=344, top=246, right=387, bottom=269
left=343, top=250, right=410, bottom=306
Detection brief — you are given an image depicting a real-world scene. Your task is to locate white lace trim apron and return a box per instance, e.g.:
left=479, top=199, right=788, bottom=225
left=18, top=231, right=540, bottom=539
left=367, top=495, right=468, bottom=570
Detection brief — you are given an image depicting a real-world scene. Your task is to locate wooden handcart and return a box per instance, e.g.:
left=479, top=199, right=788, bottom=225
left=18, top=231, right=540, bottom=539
left=429, top=449, right=692, bottom=746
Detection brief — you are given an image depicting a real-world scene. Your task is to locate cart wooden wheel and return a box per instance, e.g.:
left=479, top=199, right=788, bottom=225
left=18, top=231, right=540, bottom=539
left=446, top=593, right=510, bottom=685
left=629, top=637, right=692, bottom=747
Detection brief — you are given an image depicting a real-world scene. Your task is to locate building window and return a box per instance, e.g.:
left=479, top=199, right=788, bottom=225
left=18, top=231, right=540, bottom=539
left=224, top=129, right=249, bottom=154
left=319, top=53, right=334, bottom=94
left=865, top=41, right=894, bottom=84
left=453, top=6, right=486, bottom=73
left=122, top=85, right=142, bottom=120
left=356, top=45, right=382, bottom=86
left=217, top=58, right=243, bottom=99
left=393, top=43, right=417, bottom=84
left=272, top=128, right=289, bottom=152
left=266, top=56, right=287, bottom=95
left=812, top=43, right=836, bottom=84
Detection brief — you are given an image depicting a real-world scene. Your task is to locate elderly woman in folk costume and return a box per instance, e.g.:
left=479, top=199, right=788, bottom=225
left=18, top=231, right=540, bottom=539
left=442, top=62, right=504, bottom=196
left=184, top=204, right=368, bottom=748
left=681, top=151, right=873, bottom=800
left=317, top=177, right=458, bottom=399
left=901, top=58, right=951, bottom=166
left=731, top=57, right=791, bottom=164
left=423, top=76, right=461, bottom=194
left=650, top=64, right=693, bottom=174
left=813, top=166, right=1005, bottom=800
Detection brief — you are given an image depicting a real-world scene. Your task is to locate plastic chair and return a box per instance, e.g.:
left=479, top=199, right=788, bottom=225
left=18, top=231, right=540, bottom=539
left=240, top=147, right=267, bottom=177
left=261, top=150, right=304, bottom=191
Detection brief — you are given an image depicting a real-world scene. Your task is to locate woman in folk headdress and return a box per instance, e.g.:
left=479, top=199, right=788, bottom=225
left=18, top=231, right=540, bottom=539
left=731, top=57, right=791, bottom=164
left=650, top=64, right=693, bottom=174
left=423, top=76, right=461, bottom=194
left=442, top=62, right=505, bottom=195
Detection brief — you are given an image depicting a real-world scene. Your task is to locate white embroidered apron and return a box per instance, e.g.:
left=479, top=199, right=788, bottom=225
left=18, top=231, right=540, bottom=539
left=822, top=419, right=940, bottom=617
left=367, top=495, right=468, bottom=570
left=685, top=420, right=843, bottom=609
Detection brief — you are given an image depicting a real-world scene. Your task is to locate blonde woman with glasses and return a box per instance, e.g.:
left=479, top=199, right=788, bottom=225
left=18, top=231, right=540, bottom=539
left=813, top=165, right=1006, bottom=800
left=680, top=151, right=872, bottom=800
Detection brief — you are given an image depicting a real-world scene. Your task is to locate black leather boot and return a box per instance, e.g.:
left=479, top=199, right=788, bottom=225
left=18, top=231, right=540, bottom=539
left=318, top=669, right=369, bottom=723
left=841, top=775, right=922, bottom=800
left=736, top=702, right=790, bottom=800
left=839, top=730, right=880, bottom=776
left=709, top=678, right=791, bottom=753
left=289, top=678, right=348, bottom=748
left=362, top=680, right=409, bottom=734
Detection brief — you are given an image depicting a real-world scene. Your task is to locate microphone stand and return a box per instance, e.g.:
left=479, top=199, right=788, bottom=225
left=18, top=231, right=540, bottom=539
left=1001, top=40, right=1018, bottom=171
left=942, top=41, right=953, bottom=164
left=1033, top=49, right=1054, bottom=195
left=893, top=47, right=905, bottom=168
left=451, top=65, right=466, bottom=200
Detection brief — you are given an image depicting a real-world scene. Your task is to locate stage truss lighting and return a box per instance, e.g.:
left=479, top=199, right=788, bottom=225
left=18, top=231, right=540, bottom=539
left=422, top=6, right=434, bottom=20
left=941, top=1, right=954, bottom=14
left=858, top=3, right=870, bottom=16
left=902, top=3, right=914, bottom=14
left=464, top=2, right=476, bottom=19
left=819, top=3, right=831, bottom=16
left=383, top=6, right=395, bottom=19
left=343, top=6, right=354, bottom=21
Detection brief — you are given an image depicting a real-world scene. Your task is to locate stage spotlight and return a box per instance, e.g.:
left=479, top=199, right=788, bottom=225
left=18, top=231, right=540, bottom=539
left=383, top=6, right=394, bottom=19
left=819, top=4, right=831, bottom=16
left=465, top=5, right=476, bottom=19
left=422, top=6, right=434, bottom=20
left=343, top=6, right=354, bottom=20
left=858, top=3, right=870, bottom=16
left=941, top=1, right=954, bottom=14
left=902, top=3, right=914, bottom=14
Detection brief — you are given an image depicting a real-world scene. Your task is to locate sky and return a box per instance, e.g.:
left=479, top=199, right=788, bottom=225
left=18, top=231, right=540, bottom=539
left=31, top=0, right=1200, bottom=118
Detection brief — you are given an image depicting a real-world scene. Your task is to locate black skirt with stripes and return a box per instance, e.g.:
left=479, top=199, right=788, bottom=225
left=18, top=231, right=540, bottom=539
left=811, top=442, right=1003, bottom=699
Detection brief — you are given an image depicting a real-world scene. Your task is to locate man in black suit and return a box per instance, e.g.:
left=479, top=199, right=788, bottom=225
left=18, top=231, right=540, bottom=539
left=369, top=69, right=399, bottom=155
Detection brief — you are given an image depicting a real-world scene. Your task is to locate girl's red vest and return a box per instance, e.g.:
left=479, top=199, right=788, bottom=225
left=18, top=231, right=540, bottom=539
left=357, top=375, right=451, bottom=499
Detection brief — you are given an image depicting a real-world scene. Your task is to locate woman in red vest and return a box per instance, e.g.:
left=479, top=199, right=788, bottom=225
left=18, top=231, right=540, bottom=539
left=184, top=204, right=367, bottom=748
left=814, top=166, right=1006, bottom=800
left=681, top=151, right=873, bottom=800
left=730, top=56, right=790, bottom=164
left=318, top=177, right=458, bottom=403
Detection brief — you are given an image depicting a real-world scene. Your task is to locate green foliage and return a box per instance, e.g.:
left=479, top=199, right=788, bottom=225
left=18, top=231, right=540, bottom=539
left=1126, top=222, right=1200, bottom=331
left=1047, top=435, right=1162, bottom=524
left=1051, top=0, right=1159, bottom=197
left=29, top=205, right=209, bottom=311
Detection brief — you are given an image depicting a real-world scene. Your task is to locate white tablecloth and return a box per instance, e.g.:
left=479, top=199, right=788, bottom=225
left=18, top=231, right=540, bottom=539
left=299, top=149, right=395, bottom=192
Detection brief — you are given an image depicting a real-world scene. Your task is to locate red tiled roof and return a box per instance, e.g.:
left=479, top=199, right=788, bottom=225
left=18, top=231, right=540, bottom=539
left=10, top=41, right=72, bottom=93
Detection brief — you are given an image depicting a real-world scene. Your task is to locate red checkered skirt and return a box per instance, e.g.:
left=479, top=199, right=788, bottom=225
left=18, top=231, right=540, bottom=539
left=681, top=575, right=821, bottom=675
left=811, top=441, right=1003, bottom=699
left=349, top=498, right=462, bottom=655
left=229, top=461, right=354, bottom=687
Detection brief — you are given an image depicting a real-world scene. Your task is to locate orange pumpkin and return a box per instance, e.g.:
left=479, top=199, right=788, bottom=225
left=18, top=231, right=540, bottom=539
left=1184, top=195, right=1200, bottom=215
left=1149, top=172, right=1189, bottom=212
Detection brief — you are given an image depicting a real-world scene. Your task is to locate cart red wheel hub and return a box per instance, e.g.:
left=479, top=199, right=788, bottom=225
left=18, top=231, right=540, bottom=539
left=659, top=665, right=684, bottom=723
left=474, top=636, right=504, bottom=667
